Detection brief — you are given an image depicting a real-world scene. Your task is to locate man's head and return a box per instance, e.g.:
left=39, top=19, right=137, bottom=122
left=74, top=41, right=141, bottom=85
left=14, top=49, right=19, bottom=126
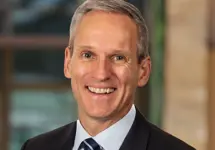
left=64, top=0, right=151, bottom=123
left=68, top=0, right=149, bottom=62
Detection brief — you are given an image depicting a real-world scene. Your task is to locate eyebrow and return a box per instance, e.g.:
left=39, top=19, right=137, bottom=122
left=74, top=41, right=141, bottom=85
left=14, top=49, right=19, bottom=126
left=111, top=49, right=130, bottom=54
left=75, top=45, right=95, bottom=51
left=75, top=45, right=131, bottom=55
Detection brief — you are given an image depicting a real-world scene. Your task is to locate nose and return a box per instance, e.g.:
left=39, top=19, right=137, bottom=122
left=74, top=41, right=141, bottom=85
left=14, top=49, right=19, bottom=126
left=92, top=58, right=111, bottom=81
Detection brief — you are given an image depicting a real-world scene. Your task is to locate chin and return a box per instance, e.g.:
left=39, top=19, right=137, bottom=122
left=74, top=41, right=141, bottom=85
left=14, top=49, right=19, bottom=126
left=87, top=108, right=115, bottom=120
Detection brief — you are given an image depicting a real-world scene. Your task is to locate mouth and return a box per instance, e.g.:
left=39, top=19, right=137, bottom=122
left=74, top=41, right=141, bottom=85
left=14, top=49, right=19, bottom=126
left=86, top=86, right=116, bottom=94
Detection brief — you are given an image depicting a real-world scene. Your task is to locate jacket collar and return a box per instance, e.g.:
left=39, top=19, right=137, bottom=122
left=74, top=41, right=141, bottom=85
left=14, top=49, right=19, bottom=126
left=60, top=122, right=77, bottom=150
left=119, top=109, right=150, bottom=150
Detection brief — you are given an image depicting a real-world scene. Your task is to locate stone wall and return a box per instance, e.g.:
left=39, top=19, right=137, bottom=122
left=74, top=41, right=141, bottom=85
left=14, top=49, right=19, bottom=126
left=164, top=0, right=208, bottom=149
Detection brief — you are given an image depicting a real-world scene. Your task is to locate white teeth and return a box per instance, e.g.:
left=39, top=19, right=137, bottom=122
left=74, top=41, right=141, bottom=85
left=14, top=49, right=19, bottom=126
left=88, top=87, right=115, bottom=94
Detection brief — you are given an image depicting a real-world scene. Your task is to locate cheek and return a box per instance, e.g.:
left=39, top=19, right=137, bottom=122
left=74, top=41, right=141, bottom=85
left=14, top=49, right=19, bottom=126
left=70, top=62, right=88, bottom=92
left=70, top=60, right=91, bottom=79
left=70, top=62, right=90, bottom=102
left=114, top=64, right=138, bottom=86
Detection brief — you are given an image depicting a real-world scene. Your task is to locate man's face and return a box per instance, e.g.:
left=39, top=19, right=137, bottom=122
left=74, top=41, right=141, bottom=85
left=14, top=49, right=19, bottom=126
left=64, top=11, right=151, bottom=121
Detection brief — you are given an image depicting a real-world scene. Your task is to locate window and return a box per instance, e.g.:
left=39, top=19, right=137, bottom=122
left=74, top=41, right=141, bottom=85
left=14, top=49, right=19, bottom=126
left=9, top=89, right=77, bottom=150
left=13, top=49, right=66, bottom=84
left=11, top=0, right=77, bottom=35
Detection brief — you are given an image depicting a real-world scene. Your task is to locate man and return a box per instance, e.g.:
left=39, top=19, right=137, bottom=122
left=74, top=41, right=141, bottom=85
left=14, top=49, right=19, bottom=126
left=21, top=0, right=195, bottom=150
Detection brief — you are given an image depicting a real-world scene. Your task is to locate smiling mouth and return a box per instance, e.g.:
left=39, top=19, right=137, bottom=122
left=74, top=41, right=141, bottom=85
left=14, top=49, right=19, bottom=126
left=86, top=86, right=116, bottom=94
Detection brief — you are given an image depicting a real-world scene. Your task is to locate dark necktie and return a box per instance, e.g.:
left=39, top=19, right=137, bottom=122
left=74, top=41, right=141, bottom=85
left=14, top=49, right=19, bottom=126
left=78, top=138, right=103, bottom=150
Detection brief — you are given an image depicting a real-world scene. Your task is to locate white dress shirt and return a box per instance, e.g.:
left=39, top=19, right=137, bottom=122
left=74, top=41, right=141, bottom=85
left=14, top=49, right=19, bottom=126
left=72, top=105, right=136, bottom=150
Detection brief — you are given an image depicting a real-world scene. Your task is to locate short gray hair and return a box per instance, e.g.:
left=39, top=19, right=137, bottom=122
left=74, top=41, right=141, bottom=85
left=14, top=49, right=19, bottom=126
left=68, top=0, right=149, bottom=61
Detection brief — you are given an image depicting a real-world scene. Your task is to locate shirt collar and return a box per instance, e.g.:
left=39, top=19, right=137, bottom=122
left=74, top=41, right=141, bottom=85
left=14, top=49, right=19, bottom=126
left=73, top=105, right=136, bottom=150
left=94, top=105, right=136, bottom=150
left=73, top=120, right=91, bottom=150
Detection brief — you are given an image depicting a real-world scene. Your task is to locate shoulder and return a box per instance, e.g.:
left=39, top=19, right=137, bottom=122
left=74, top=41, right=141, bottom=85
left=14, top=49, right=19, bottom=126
left=133, top=109, right=195, bottom=150
left=146, top=121, right=195, bottom=150
left=21, top=122, right=76, bottom=150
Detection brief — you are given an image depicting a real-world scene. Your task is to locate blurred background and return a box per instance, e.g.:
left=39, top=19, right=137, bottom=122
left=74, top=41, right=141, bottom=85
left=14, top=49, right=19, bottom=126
left=0, top=0, right=214, bottom=150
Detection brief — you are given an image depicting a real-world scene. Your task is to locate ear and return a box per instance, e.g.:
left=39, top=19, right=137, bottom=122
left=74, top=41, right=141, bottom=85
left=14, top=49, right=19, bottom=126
left=137, top=56, right=151, bottom=87
left=64, top=47, right=72, bottom=78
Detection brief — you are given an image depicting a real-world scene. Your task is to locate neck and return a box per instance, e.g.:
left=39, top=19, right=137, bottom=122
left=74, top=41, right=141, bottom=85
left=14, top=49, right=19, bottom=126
left=78, top=105, right=132, bottom=136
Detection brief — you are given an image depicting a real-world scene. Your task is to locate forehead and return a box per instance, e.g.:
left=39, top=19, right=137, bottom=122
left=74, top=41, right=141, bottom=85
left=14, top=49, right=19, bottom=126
left=74, top=11, right=138, bottom=53
left=77, top=10, right=137, bottom=34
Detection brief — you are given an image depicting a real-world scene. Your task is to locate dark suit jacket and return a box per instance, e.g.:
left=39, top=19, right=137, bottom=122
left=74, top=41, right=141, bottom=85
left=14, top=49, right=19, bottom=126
left=21, top=109, right=195, bottom=150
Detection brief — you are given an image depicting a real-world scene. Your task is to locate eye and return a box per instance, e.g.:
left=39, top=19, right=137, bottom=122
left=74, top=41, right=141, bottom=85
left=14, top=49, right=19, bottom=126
left=81, top=51, right=94, bottom=59
left=116, top=55, right=124, bottom=60
left=112, top=55, right=127, bottom=63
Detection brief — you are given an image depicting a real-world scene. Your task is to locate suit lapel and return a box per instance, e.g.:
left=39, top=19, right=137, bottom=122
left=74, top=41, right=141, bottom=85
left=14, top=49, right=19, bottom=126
left=119, top=109, right=150, bottom=150
left=60, top=121, right=77, bottom=150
